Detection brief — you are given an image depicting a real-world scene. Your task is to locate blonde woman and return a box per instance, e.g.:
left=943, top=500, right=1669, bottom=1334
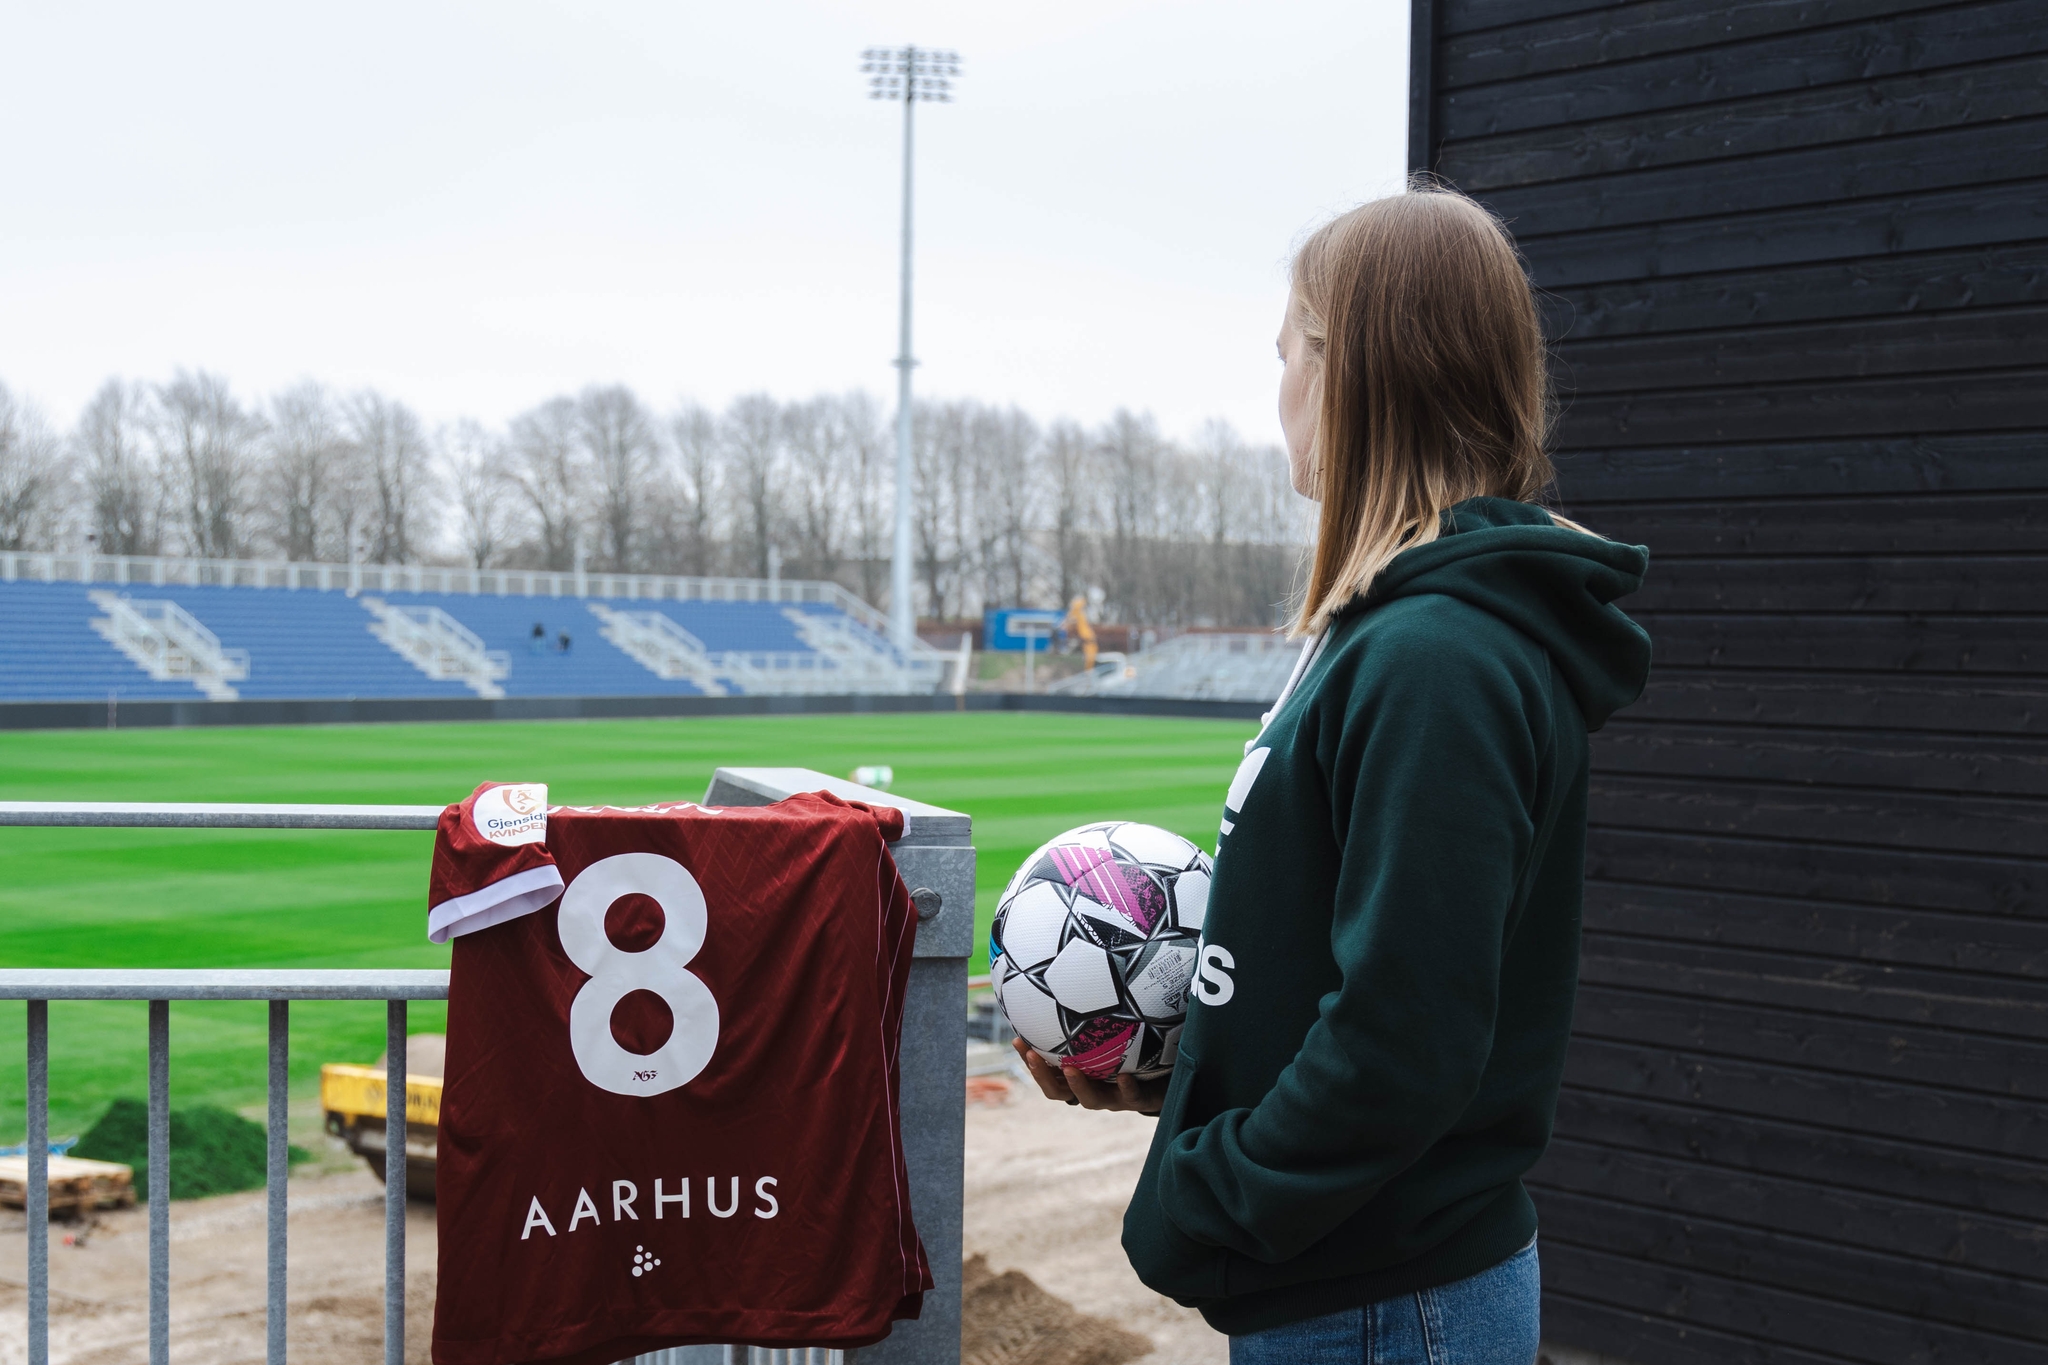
left=1017, top=188, right=1652, bottom=1363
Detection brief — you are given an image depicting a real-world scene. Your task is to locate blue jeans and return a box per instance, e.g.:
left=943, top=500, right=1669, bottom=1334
left=1229, top=1240, right=1540, bottom=1365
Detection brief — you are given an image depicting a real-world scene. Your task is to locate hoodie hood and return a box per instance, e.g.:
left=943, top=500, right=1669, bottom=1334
left=1345, top=496, right=1650, bottom=730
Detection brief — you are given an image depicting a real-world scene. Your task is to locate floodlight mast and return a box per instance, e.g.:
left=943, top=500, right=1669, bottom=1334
left=862, top=45, right=959, bottom=653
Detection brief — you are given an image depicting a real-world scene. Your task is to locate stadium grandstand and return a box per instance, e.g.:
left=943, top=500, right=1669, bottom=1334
left=0, top=551, right=950, bottom=703
left=1048, top=630, right=1300, bottom=704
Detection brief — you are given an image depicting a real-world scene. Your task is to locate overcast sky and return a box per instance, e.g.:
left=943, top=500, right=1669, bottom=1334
left=3, top=1, right=1409, bottom=446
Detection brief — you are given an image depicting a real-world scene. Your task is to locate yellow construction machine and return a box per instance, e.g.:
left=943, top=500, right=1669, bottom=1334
left=320, top=1034, right=444, bottom=1199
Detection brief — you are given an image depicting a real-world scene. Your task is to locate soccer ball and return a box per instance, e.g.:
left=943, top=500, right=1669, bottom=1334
left=990, top=822, right=1211, bottom=1080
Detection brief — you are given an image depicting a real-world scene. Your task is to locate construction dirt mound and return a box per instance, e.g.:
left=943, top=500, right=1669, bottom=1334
left=962, top=1254, right=1152, bottom=1365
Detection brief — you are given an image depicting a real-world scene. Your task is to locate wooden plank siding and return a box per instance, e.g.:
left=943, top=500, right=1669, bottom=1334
left=1411, top=2, right=2048, bottom=1361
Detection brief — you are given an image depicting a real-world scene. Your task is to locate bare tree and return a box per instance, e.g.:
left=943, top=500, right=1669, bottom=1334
left=1244, top=440, right=1311, bottom=546
left=971, top=405, right=1039, bottom=608
left=1095, top=409, right=1166, bottom=620
left=0, top=382, right=65, bottom=552
left=910, top=400, right=970, bottom=620
left=1041, top=419, right=1094, bottom=610
left=783, top=395, right=853, bottom=581
left=665, top=402, right=721, bottom=577
left=33, top=364, right=1312, bottom=624
left=576, top=385, right=658, bottom=571
left=344, top=391, right=436, bottom=564
left=76, top=379, right=163, bottom=555
left=1192, top=418, right=1244, bottom=548
left=260, top=382, right=343, bottom=562
left=842, top=392, right=892, bottom=605
left=506, top=397, right=584, bottom=571
left=723, top=393, right=782, bottom=580
left=446, top=419, right=512, bottom=569
left=155, top=370, right=256, bottom=559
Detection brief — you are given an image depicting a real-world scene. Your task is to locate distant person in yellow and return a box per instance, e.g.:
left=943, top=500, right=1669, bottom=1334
left=1060, top=595, right=1097, bottom=670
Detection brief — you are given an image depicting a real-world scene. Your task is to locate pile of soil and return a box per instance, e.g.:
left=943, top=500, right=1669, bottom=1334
left=962, top=1254, right=1152, bottom=1365
left=72, top=1098, right=308, bottom=1201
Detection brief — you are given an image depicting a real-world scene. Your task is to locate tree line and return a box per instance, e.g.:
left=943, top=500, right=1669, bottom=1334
left=0, top=373, right=1309, bottom=627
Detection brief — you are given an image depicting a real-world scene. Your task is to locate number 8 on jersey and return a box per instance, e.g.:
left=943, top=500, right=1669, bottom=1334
left=557, top=852, right=720, bottom=1095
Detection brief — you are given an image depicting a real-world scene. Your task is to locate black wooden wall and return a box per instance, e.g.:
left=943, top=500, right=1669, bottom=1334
left=1409, top=2, right=2048, bottom=1362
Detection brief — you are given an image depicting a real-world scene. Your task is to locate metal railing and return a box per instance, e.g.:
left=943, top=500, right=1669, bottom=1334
left=0, top=968, right=444, bottom=1365
left=0, top=774, right=970, bottom=1365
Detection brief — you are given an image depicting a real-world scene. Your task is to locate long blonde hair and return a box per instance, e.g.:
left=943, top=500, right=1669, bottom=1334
left=1290, top=186, right=1558, bottom=635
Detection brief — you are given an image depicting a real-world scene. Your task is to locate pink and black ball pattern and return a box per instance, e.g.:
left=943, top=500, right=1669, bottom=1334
left=990, top=822, right=1211, bottom=1080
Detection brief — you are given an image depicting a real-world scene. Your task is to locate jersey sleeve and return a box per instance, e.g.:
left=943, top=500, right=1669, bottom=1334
left=427, top=782, right=565, bottom=943
left=794, top=790, right=908, bottom=842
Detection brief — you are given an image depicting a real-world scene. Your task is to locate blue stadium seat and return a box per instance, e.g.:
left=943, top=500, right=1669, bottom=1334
left=155, top=585, right=474, bottom=700
left=0, top=582, right=204, bottom=701
left=379, top=592, right=710, bottom=698
left=0, top=580, right=880, bottom=701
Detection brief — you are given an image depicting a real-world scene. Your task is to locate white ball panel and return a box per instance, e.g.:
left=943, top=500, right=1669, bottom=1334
left=994, top=971, right=1066, bottom=1053
left=1172, top=869, right=1211, bottom=933
left=1110, top=822, right=1202, bottom=872
left=996, top=879, right=1069, bottom=968
left=1043, top=938, right=1122, bottom=1014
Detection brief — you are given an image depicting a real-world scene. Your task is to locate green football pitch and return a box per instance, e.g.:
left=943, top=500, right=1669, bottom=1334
left=0, top=712, right=1248, bottom=1144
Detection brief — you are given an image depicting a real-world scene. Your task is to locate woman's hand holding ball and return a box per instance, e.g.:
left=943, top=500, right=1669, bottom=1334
left=1013, top=1038, right=1168, bottom=1114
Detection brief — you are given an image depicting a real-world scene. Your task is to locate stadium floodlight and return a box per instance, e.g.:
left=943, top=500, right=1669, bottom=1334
left=862, top=45, right=960, bottom=652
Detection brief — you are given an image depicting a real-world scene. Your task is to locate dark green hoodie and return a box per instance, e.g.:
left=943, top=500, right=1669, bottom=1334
left=1122, top=496, right=1651, bottom=1335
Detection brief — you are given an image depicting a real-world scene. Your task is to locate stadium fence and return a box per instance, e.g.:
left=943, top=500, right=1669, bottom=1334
left=0, top=769, right=972, bottom=1365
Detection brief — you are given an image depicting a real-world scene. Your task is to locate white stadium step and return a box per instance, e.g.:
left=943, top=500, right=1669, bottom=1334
left=586, top=604, right=732, bottom=696
left=87, top=591, right=251, bottom=701
left=360, top=598, right=510, bottom=699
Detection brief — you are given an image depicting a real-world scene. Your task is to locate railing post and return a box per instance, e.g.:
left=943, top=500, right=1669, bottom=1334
left=268, top=999, right=289, bottom=1364
left=386, top=1000, right=407, bottom=1365
left=148, top=998, right=170, bottom=1365
left=26, top=999, right=47, bottom=1365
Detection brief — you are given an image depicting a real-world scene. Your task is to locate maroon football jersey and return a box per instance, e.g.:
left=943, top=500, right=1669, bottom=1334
left=428, top=783, right=930, bottom=1365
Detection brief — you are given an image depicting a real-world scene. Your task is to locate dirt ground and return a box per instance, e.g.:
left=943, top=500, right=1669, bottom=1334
left=963, top=1078, right=1226, bottom=1365
left=0, top=1079, right=1223, bottom=1365
left=0, top=1167, right=435, bottom=1365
